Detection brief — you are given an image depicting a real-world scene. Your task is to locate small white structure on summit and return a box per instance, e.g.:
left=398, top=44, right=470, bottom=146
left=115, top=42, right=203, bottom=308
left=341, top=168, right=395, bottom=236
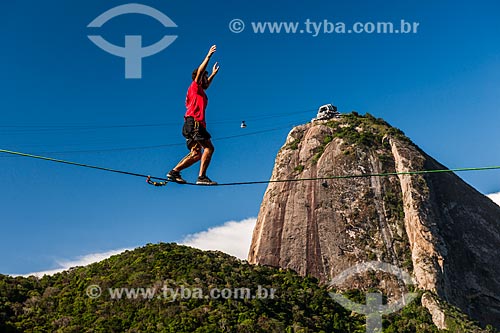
left=311, top=104, right=341, bottom=122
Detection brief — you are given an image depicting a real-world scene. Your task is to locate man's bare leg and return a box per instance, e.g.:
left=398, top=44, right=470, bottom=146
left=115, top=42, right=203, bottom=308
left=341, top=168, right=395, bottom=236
left=198, top=139, right=214, bottom=177
left=173, top=143, right=202, bottom=172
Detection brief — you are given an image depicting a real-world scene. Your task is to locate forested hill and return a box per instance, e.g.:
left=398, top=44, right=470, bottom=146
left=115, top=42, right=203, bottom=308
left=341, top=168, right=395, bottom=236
left=0, top=243, right=492, bottom=332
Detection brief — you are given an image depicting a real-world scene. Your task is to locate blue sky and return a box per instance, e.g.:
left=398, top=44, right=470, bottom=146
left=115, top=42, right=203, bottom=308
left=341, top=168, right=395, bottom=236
left=1, top=0, right=499, bottom=275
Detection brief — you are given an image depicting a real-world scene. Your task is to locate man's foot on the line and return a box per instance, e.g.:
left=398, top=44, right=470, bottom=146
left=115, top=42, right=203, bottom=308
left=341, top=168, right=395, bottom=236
left=196, top=175, right=217, bottom=185
left=167, top=170, right=187, bottom=184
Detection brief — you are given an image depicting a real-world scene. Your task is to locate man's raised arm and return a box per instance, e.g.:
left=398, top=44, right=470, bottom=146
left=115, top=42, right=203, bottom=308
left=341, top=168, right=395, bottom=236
left=206, top=62, right=220, bottom=89
left=195, top=45, right=217, bottom=84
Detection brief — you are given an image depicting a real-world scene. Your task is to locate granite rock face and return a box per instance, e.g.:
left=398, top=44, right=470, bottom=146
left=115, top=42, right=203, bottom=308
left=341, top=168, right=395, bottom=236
left=248, top=114, right=500, bottom=329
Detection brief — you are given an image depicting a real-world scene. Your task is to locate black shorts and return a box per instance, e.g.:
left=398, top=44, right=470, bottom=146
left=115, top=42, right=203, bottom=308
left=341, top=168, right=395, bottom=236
left=182, top=117, right=211, bottom=149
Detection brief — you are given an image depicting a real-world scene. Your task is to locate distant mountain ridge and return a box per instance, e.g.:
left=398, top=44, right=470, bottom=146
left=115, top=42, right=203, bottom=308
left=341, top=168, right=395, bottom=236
left=248, top=113, right=500, bottom=330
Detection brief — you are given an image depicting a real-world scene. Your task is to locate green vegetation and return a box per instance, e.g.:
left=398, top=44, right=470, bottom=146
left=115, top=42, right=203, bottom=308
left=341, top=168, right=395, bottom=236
left=0, top=243, right=494, bottom=332
left=1, top=244, right=363, bottom=332
left=323, top=112, right=410, bottom=149
left=312, top=146, right=326, bottom=164
left=294, top=164, right=305, bottom=173
left=310, top=135, right=333, bottom=165
left=287, top=138, right=301, bottom=150
left=383, top=190, right=405, bottom=221
left=439, top=296, right=496, bottom=333
left=305, top=112, right=411, bottom=166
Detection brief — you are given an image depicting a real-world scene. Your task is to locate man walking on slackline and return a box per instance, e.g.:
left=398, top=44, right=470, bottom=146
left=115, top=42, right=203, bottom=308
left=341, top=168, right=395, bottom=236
left=167, top=45, right=220, bottom=185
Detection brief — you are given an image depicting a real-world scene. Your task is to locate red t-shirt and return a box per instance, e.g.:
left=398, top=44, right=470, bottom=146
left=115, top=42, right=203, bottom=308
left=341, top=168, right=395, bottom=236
left=184, top=80, right=208, bottom=128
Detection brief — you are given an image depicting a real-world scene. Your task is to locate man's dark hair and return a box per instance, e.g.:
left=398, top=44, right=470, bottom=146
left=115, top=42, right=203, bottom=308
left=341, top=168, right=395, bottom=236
left=192, top=68, right=208, bottom=81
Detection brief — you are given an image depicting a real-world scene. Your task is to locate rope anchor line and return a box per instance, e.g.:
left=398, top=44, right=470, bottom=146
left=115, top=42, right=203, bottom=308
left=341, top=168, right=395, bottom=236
left=1, top=148, right=500, bottom=188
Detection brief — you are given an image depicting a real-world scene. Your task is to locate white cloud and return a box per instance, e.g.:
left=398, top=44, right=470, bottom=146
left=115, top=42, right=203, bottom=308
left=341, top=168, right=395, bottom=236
left=181, top=217, right=257, bottom=260
left=22, top=248, right=131, bottom=278
left=487, top=192, right=500, bottom=207
left=16, top=217, right=257, bottom=277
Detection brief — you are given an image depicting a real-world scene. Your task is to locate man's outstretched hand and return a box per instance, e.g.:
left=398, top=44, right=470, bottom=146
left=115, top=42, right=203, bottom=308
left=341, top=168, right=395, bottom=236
left=212, top=62, right=220, bottom=75
left=207, top=45, right=217, bottom=58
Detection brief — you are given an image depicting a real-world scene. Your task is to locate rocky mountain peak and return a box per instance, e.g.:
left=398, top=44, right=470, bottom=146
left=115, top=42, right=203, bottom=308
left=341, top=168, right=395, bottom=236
left=248, top=113, right=500, bottom=329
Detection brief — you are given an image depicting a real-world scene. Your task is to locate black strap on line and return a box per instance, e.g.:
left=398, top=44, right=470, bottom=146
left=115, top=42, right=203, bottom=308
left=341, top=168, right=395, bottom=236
left=146, top=176, right=168, bottom=187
